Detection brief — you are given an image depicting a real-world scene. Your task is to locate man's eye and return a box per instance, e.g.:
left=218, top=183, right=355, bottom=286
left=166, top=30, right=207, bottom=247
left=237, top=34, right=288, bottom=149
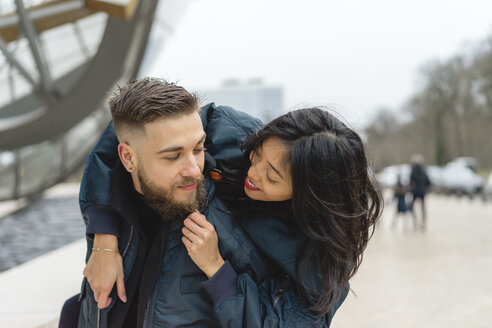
left=194, top=147, right=206, bottom=154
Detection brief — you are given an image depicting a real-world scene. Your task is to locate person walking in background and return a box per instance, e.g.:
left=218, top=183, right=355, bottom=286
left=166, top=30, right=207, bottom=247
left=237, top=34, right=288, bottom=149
left=409, top=154, right=431, bottom=231
left=391, top=175, right=411, bottom=230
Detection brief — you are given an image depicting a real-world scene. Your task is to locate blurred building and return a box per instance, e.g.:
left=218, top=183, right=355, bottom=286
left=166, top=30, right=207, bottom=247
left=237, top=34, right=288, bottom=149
left=197, top=78, right=284, bottom=122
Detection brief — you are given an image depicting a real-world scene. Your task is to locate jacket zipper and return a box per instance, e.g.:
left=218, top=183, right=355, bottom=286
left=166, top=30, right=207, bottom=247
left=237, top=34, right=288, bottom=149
left=122, top=225, right=134, bottom=257
left=96, top=226, right=134, bottom=328
left=273, top=275, right=289, bottom=309
left=273, top=290, right=283, bottom=309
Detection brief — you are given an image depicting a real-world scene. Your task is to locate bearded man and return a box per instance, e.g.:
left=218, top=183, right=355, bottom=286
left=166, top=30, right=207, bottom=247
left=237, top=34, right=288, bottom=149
left=72, top=78, right=272, bottom=327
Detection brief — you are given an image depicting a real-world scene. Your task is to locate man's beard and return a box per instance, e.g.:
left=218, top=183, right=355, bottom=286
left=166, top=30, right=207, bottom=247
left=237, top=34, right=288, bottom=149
left=137, top=168, right=206, bottom=221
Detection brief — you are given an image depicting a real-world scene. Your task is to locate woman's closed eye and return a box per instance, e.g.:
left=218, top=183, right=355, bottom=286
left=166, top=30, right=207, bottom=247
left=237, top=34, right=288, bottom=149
left=266, top=173, right=277, bottom=184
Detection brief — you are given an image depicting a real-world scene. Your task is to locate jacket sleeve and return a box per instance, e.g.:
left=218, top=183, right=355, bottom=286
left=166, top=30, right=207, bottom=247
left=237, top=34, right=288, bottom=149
left=203, top=267, right=348, bottom=328
left=79, top=122, right=120, bottom=236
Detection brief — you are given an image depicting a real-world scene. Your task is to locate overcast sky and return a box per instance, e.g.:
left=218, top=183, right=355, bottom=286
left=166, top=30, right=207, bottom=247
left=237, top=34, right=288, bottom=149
left=146, top=0, right=492, bottom=126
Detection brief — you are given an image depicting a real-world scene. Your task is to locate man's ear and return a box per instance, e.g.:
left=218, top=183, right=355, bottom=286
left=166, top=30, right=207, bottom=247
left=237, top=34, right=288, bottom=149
left=118, top=143, right=138, bottom=173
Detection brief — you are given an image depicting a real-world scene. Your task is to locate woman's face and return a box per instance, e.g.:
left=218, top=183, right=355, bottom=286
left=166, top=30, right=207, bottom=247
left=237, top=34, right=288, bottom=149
left=244, top=137, right=293, bottom=202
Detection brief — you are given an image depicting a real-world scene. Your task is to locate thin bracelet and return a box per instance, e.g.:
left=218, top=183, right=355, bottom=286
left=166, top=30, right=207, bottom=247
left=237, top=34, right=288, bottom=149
left=92, top=247, right=119, bottom=254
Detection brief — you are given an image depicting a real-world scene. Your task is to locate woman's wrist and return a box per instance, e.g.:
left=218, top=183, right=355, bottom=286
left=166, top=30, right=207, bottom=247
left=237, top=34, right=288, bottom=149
left=204, top=257, right=225, bottom=278
left=93, top=233, right=118, bottom=250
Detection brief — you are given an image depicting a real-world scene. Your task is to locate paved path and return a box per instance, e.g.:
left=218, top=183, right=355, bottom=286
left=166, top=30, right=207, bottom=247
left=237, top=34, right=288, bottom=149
left=332, top=193, right=492, bottom=328
left=0, top=183, right=85, bottom=327
left=0, top=239, right=85, bottom=328
left=0, top=183, right=84, bottom=272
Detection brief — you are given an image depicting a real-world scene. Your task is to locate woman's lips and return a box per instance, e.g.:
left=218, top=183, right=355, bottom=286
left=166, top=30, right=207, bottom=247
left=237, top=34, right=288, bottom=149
left=244, top=176, right=261, bottom=191
left=178, top=183, right=197, bottom=191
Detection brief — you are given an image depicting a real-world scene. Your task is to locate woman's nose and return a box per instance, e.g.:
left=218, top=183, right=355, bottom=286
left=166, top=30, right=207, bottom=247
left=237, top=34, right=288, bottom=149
left=247, top=164, right=260, bottom=181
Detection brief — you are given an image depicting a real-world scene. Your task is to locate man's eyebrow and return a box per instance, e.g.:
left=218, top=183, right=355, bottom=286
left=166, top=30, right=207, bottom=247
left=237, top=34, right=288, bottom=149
left=268, top=162, right=284, bottom=179
left=156, top=146, right=182, bottom=154
left=155, top=133, right=206, bottom=155
left=196, top=133, right=206, bottom=146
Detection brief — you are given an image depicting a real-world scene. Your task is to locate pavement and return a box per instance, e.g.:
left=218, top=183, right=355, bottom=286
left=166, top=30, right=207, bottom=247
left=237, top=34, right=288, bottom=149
left=0, top=183, right=85, bottom=328
left=332, top=193, right=492, bottom=328
left=0, top=239, right=85, bottom=328
left=0, top=183, right=84, bottom=272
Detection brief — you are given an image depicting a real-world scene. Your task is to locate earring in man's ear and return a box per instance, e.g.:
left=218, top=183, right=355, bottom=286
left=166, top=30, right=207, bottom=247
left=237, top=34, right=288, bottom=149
left=129, top=167, right=134, bottom=172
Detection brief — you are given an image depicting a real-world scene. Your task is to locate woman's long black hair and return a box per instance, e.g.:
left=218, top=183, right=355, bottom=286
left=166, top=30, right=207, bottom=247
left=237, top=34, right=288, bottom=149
left=215, top=107, right=383, bottom=319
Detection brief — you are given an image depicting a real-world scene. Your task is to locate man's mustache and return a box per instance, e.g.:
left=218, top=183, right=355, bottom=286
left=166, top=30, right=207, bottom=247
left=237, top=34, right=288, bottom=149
left=175, top=174, right=204, bottom=187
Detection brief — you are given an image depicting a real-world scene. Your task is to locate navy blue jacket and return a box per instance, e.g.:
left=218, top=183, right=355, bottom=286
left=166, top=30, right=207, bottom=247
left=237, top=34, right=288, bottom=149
left=78, top=103, right=347, bottom=327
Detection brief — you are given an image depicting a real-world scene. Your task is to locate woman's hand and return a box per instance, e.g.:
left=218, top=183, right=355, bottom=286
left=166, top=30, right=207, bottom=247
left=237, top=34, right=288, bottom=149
left=83, top=234, right=127, bottom=309
left=182, top=211, right=225, bottom=278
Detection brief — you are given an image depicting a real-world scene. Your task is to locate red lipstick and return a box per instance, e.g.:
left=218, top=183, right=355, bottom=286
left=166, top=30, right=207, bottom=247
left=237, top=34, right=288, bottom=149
left=244, top=176, right=261, bottom=191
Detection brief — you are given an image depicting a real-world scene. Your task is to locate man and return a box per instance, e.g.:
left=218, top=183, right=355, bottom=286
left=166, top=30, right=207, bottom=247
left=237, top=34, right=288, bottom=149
left=409, top=154, right=431, bottom=231
left=72, top=78, right=275, bottom=327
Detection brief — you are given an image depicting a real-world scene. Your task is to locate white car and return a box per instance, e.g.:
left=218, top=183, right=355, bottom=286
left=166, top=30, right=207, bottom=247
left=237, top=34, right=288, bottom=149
left=484, top=171, right=492, bottom=200
left=440, top=164, right=484, bottom=194
left=448, top=157, right=478, bottom=172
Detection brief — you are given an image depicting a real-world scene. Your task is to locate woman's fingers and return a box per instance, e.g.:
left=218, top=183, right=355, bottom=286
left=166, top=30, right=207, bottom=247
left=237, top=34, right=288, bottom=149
left=182, top=236, right=194, bottom=253
left=97, top=289, right=112, bottom=309
left=184, top=212, right=215, bottom=239
left=187, top=211, right=214, bottom=229
left=116, top=273, right=127, bottom=303
left=188, top=211, right=209, bottom=225
left=183, top=217, right=206, bottom=237
left=182, top=226, right=199, bottom=243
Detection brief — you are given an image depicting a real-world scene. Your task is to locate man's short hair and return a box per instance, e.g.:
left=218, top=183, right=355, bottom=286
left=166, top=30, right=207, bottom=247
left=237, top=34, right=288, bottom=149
left=109, top=78, right=200, bottom=141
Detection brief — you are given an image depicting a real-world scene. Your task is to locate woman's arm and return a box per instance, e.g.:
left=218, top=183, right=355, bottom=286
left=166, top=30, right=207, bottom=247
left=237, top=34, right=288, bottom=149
left=80, top=121, right=119, bottom=215
left=83, top=233, right=126, bottom=308
left=182, top=212, right=347, bottom=327
left=209, top=273, right=344, bottom=328
left=79, top=122, right=125, bottom=308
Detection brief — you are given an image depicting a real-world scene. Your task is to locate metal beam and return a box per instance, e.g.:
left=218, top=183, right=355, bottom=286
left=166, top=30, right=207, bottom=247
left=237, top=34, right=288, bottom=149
left=0, top=35, right=38, bottom=87
left=15, top=0, right=54, bottom=94
left=72, top=21, right=90, bottom=58
left=0, top=63, right=87, bottom=120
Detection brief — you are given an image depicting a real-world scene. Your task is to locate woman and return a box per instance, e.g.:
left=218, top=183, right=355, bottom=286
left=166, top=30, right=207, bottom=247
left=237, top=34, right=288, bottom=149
left=76, top=105, right=382, bottom=327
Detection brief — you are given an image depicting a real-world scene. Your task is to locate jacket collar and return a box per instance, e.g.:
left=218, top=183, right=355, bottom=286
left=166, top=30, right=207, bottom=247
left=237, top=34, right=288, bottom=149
left=107, top=161, right=144, bottom=230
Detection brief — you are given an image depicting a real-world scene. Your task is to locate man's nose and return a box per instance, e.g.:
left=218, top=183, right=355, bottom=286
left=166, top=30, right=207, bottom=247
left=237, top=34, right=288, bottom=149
left=181, top=154, right=201, bottom=177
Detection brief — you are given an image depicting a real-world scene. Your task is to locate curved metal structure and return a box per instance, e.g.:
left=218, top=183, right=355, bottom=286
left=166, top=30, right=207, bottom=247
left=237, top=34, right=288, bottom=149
left=0, top=0, right=184, bottom=201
